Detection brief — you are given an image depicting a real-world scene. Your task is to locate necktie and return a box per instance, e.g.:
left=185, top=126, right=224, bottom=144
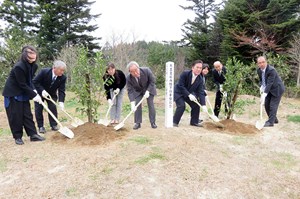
left=219, top=71, right=221, bottom=76
left=262, top=71, right=266, bottom=87
left=51, top=76, right=56, bottom=86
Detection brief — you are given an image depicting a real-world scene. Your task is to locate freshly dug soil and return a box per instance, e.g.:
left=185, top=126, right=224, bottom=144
left=50, top=122, right=126, bottom=146
left=204, top=119, right=259, bottom=135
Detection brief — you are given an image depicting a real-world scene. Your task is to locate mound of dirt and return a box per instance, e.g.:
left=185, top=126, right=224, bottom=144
left=50, top=122, right=126, bottom=146
left=204, top=119, right=259, bottom=135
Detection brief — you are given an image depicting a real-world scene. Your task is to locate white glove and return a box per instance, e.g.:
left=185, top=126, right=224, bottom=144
left=42, top=90, right=50, bottom=98
left=188, top=94, right=197, bottom=102
left=33, top=89, right=37, bottom=94
left=204, top=90, right=207, bottom=95
left=131, top=101, right=136, bottom=112
left=259, top=86, right=265, bottom=94
left=260, top=93, right=267, bottom=104
left=219, top=84, right=223, bottom=92
left=108, top=99, right=113, bottom=106
left=33, top=94, right=42, bottom=104
left=113, top=88, right=120, bottom=95
left=223, top=91, right=227, bottom=98
left=59, top=102, right=64, bottom=110
left=202, top=106, right=208, bottom=113
left=144, top=90, right=150, bottom=98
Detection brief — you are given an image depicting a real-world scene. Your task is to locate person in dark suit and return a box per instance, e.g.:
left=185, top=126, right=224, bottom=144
left=173, top=60, right=207, bottom=127
left=103, top=63, right=126, bottom=124
left=2, top=45, right=45, bottom=145
left=212, top=61, right=227, bottom=117
left=257, top=56, right=285, bottom=127
left=126, top=61, right=157, bottom=130
left=33, top=60, right=67, bottom=133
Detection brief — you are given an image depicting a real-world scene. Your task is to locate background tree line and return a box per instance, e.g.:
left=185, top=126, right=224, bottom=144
left=0, top=0, right=300, bottom=98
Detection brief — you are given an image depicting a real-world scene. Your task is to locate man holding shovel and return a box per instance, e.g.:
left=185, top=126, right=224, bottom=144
left=33, top=60, right=67, bottom=133
left=173, top=60, right=207, bottom=127
left=126, top=61, right=157, bottom=130
left=257, top=56, right=285, bottom=127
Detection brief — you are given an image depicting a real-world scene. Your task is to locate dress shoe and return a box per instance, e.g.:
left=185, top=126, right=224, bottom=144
left=190, top=123, right=203, bottom=127
left=39, top=127, right=46, bottom=134
left=173, top=123, right=178, bottom=127
left=264, top=121, right=274, bottom=127
left=274, top=118, right=279, bottom=124
left=30, top=134, right=45, bottom=142
left=51, top=125, right=59, bottom=131
left=15, top=138, right=24, bottom=145
left=151, top=123, right=157, bottom=129
left=133, top=123, right=141, bottom=130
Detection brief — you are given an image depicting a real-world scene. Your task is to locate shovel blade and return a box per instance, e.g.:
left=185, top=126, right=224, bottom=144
left=210, top=115, right=220, bottom=122
left=98, top=119, right=110, bottom=126
left=59, top=126, right=74, bottom=138
left=114, top=122, right=124, bottom=131
left=74, top=118, right=84, bottom=125
left=255, top=120, right=264, bottom=130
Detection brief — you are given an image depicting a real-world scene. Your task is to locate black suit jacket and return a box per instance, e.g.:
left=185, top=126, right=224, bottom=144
left=257, top=65, right=285, bottom=97
left=2, top=60, right=38, bottom=99
left=174, top=70, right=206, bottom=105
left=212, top=66, right=226, bottom=90
left=33, top=68, right=66, bottom=102
left=126, top=67, right=157, bottom=101
left=103, top=69, right=126, bottom=100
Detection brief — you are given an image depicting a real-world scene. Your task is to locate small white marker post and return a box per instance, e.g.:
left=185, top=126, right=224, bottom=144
left=165, top=62, right=174, bottom=128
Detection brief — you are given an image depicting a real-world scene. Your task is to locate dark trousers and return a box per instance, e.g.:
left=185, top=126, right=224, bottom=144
left=173, top=96, right=200, bottom=125
left=134, top=94, right=156, bottom=124
left=265, top=93, right=282, bottom=124
left=214, top=91, right=228, bottom=117
left=34, top=99, right=57, bottom=128
left=5, top=98, right=37, bottom=139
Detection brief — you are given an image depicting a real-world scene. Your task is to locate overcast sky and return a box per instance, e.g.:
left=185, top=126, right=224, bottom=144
left=91, top=0, right=195, bottom=45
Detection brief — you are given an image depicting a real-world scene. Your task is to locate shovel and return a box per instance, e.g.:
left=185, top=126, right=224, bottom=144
left=193, top=99, right=224, bottom=128
left=205, top=96, right=219, bottom=121
left=45, top=95, right=84, bottom=127
left=40, top=101, right=74, bottom=138
left=98, top=92, right=118, bottom=126
left=114, top=94, right=147, bottom=131
left=255, top=102, right=264, bottom=130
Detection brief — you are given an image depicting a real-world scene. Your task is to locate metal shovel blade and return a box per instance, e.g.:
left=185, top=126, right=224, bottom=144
left=59, top=126, right=74, bottom=138
left=255, top=120, right=264, bottom=130
left=210, top=115, right=220, bottom=122
left=98, top=119, right=110, bottom=126
left=71, top=117, right=84, bottom=127
left=114, top=122, right=124, bottom=131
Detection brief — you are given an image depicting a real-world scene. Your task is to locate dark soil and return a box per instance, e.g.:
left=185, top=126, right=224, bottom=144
left=204, top=119, right=259, bottom=135
left=50, top=122, right=127, bottom=146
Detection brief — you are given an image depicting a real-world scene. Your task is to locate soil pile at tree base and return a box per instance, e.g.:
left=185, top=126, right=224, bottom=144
left=204, top=119, right=259, bottom=135
left=50, top=122, right=125, bottom=146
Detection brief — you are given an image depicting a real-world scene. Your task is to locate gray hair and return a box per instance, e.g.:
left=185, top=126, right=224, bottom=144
left=126, top=61, right=139, bottom=71
left=53, top=60, right=66, bottom=69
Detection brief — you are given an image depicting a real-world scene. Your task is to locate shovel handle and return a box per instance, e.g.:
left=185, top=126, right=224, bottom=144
left=40, top=101, right=63, bottom=128
left=45, top=95, right=75, bottom=121
left=119, top=94, right=147, bottom=124
left=105, top=91, right=119, bottom=119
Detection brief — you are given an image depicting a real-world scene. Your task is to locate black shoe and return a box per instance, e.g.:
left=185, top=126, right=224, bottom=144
left=30, top=134, right=45, bottom=142
left=274, top=118, right=279, bottom=124
left=51, top=125, right=59, bottom=131
left=15, top=138, right=24, bottom=145
left=151, top=123, right=157, bottom=129
left=264, top=121, right=274, bottom=127
left=190, top=123, right=203, bottom=127
left=173, top=123, right=178, bottom=127
left=133, top=123, right=141, bottom=130
left=39, top=127, right=46, bottom=134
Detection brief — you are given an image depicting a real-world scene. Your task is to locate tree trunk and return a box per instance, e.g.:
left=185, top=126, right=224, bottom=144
left=297, top=63, right=300, bottom=87
left=227, top=79, right=242, bottom=119
left=85, top=73, right=92, bottom=122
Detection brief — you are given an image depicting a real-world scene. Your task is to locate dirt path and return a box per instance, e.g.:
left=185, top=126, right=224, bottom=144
left=0, top=94, right=300, bottom=198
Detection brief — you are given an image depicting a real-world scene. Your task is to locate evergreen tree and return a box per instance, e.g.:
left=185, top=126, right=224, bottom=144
left=218, top=0, right=300, bottom=63
left=36, top=0, right=101, bottom=62
left=181, top=0, right=222, bottom=64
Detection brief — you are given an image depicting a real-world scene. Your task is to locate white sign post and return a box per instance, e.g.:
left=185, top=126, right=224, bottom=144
left=165, top=62, right=174, bottom=128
